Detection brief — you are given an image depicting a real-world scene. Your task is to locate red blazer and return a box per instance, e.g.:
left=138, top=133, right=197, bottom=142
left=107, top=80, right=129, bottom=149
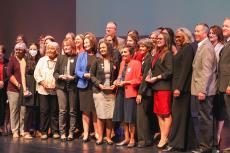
left=118, top=60, right=142, bottom=98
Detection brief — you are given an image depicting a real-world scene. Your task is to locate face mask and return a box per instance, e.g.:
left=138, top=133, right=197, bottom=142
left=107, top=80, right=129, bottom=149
left=29, top=49, right=38, bottom=57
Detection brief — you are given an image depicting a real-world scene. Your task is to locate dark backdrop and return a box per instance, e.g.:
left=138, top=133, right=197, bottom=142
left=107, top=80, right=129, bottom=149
left=0, top=0, right=76, bottom=56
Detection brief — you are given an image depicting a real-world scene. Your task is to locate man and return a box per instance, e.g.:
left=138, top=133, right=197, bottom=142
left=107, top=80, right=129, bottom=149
left=100, top=21, right=125, bottom=49
left=218, top=18, right=230, bottom=137
left=191, top=23, right=217, bottom=153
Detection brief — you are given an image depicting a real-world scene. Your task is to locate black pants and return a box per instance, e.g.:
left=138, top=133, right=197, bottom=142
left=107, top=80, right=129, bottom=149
left=223, top=93, right=230, bottom=122
left=39, top=94, right=59, bottom=133
left=191, top=95, right=215, bottom=150
left=169, top=93, right=196, bottom=150
left=24, top=106, right=40, bottom=132
left=136, top=96, right=153, bottom=145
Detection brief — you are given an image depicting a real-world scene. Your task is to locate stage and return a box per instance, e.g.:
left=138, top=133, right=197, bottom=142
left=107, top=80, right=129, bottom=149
left=0, top=124, right=230, bottom=153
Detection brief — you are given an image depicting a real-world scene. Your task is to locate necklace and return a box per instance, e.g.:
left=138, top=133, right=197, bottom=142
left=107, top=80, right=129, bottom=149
left=47, top=60, right=56, bottom=69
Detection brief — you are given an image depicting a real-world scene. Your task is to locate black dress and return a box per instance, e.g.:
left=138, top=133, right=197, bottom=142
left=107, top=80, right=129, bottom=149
left=78, top=54, right=96, bottom=112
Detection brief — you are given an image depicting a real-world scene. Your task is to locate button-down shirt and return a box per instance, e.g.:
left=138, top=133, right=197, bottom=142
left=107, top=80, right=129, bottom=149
left=34, top=56, right=57, bottom=95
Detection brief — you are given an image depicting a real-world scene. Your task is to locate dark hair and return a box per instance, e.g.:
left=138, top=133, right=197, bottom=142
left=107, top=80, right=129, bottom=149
left=84, top=33, right=97, bottom=54
left=162, top=27, right=176, bottom=50
left=209, top=25, right=224, bottom=43
left=126, top=32, right=139, bottom=51
left=127, top=29, right=139, bottom=40
left=104, top=34, right=119, bottom=49
left=28, top=43, right=40, bottom=60
left=98, top=40, right=114, bottom=61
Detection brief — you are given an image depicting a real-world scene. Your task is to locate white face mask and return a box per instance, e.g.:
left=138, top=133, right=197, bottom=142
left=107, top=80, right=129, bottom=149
left=29, top=49, right=38, bottom=57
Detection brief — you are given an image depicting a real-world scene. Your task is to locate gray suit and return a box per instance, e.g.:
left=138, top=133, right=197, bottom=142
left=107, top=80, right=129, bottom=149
left=191, top=38, right=217, bottom=96
left=218, top=40, right=230, bottom=122
left=191, top=38, right=217, bottom=150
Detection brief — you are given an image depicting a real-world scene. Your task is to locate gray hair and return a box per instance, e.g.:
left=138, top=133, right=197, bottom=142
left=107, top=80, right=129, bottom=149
left=47, top=42, right=60, bottom=53
left=138, top=38, right=153, bottom=50
left=176, top=27, right=194, bottom=43
left=196, top=23, right=209, bottom=33
left=14, top=42, right=27, bottom=51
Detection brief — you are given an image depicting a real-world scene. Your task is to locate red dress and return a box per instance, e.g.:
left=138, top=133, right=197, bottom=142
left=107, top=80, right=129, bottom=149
left=153, top=90, right=171, bottom=115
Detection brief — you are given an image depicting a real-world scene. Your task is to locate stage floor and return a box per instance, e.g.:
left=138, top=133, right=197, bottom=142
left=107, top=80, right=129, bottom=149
left=0, top=124, right=230, bottom=153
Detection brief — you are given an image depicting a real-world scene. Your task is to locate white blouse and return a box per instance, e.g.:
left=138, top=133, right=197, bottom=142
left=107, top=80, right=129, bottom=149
left=34, top=56, right=57, bottom=95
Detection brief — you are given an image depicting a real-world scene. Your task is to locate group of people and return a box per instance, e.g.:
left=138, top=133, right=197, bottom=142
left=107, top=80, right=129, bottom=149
left=0, top=18, right=230, bottom=153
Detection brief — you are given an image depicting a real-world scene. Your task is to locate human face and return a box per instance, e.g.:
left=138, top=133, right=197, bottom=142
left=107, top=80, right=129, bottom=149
left=156, top=34, right=166, bottom=48
left=46, top=44, right=57, bottom=60
left=194, top=25, right=207, bottom=42
left=139, top=44, right=148, bottom=53
left=75, top=36, right=83, bottom=48
left=222, top=19, right=230, bottom=38
left=15, top=48, right=26, bottom=59
left=121, top=48, right=131, bottom=63
left=84, top=38, right=92, bottom=51
left=99, top=43, right=108, bottom=57
left=106, top=23, right=116, bottom=36
left=150, top=33, right=158, bottom=45
left=105, top=36, right=113, bottom=45
left=63, top=43, right=72, bottom=55
left=16, top=36, right=24, bottom=44
left=175, top=31, right=185, bottom=47
left=209, top=29, right=218, bottom=44
left=126, top=36, right=135, bottom=47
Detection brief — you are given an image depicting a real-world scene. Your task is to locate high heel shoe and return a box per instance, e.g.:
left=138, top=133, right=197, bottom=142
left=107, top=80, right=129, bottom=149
left=82, top=137, right=90, bottom=143
left=157, top=141, right=168, bottom=149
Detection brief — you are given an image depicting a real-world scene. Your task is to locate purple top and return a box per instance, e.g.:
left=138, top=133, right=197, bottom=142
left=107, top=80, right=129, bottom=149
left=7, top=56, right=22, bottom=92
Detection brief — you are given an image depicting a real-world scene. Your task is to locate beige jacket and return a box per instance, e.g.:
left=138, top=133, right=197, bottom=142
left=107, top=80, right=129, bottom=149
left=191, top=38, right=217, bottom=96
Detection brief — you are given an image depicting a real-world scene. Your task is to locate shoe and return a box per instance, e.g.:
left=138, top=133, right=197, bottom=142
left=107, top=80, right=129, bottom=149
left=41, top=134, right=48, bottom=140
left=13, top=132, right=19, bottom=138
left=162, top=145, right=176, bottom=152
left=67, top=134, right=74, bottom=141
left=60, top=134, right=67, bottom=141
left=24, top=132, right=33, bottom=139
left=20, top=132, right=25, bottom=137
left=53, top=132, right=60, bottom=139
left=191, top=147, right=212, bottom=153
left=127, top=142, right=136, bottom=148
left=35, top=131, right=42, bottom=138
left=105, top=140, right=114, bottom=145
left=156, top=142, right=168, bottom=149
left=96, top=140, right=103, bottom=145
left=82, top=137, right=90, bottom=143
left=116, top=140, right=130, bottom=146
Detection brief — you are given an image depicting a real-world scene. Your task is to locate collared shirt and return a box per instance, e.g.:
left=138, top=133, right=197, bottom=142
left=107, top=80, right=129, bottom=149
left=198, top=37, right=208, bottom=48
left=34, top=56, right=57, bottom=95
left=214, top=43, right=224, bottom=63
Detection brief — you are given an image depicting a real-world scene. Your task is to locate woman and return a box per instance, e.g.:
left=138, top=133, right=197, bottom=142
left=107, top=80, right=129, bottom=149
left=209, top=25, right=224, bottom=148
left=22, top=43, right=40, bottom=139
left=144, top=32, right=173, bottom=149
left=163, top=28, right=196, bottom=152
left=7, top=42, right=27, bottom=138
left=34, top=41, right=60, bottom=140
left=149, top=30, right=160, bottom=56
left=90, top=41, right=118, bottom=145
left=162, top=28, right=177, bottom=55
left=0, top=45, right=9, bottom=135
left=104, top=34, right=122, bottom=71
left=113, top=46, right=142, bottom=147
left=75, top=34, right=84, bottom=55
left=75, top=34, right=98, bottom=142
left=126, top=32, right=139, bottom=56
left=53, top=39, right=77, bottom=141
left=135, top=38, right=154, bottom=148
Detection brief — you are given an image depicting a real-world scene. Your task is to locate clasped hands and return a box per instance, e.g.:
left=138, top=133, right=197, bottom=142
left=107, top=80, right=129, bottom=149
left=59, top=74, right=75, bottom=81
